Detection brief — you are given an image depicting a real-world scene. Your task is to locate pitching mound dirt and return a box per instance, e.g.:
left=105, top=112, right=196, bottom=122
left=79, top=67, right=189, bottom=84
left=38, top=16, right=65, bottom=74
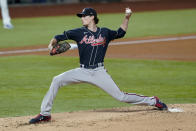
left=0, top=104, right=196, bottom=131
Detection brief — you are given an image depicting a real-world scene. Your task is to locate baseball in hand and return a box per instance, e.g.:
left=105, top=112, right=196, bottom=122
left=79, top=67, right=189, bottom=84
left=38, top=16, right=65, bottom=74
left=125, top=8, right=132, bottom=14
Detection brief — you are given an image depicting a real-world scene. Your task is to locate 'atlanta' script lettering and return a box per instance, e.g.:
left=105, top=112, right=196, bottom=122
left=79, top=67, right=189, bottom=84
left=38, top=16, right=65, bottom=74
left=80, top=34, right=106, bottom=46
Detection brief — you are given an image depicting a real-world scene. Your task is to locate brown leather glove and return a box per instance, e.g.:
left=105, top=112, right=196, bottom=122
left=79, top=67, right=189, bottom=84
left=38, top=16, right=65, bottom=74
left=50, top=41, right=71, bottom=56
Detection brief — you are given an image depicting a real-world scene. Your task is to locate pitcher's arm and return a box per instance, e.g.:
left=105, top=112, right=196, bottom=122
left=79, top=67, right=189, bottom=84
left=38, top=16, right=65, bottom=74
left=120, top=8, right=132, bottom=31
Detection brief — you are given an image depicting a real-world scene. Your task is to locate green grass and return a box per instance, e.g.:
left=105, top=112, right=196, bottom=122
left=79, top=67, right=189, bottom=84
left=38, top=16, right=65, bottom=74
left=0, top=9, right=196, bottom=48
left=0, top=8, right=196, bottom=118
left=0, top=56, right=196, bottom=117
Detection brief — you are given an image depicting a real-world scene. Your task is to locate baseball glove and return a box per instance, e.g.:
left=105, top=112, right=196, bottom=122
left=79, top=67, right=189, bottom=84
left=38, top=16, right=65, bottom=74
left=50, top=41, right=71, bottom=56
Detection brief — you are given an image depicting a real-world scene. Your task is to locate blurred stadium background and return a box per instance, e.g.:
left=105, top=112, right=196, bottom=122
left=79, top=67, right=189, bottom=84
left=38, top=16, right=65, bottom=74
left=5, top=0, right=195, bottom=19
left=8, top=0, right=142, bottom=4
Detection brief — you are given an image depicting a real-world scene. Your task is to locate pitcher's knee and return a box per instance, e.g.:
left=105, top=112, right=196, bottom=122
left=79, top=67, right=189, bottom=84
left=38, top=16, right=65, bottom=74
left=52, top=75, right=63, bottom=86
left=52, top=76, right=60, bottom=83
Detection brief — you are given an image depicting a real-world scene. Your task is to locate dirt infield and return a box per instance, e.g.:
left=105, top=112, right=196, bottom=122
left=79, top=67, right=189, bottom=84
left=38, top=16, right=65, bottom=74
left=0, top=104, right=196, bottom=131
left=1, top=34, right=196, bottom=61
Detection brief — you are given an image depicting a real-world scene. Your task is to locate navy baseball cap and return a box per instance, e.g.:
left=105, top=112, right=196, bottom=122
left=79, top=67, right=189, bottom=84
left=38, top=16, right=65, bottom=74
left=77, top=8, right=97, bottom=18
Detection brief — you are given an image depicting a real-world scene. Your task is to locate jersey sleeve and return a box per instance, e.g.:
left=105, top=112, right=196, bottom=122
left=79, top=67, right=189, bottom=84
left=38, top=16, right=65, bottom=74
left=108, top=27, right=126, bottom=41
left=54, top=28, right=79, bottom=42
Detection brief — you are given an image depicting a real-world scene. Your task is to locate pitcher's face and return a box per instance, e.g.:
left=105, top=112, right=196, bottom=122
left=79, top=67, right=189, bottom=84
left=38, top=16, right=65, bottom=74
left=81, top=15, right=94, bottom=26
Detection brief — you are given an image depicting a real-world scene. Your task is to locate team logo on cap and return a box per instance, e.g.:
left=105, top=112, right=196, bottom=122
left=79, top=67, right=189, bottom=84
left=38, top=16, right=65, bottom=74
left=82, top=9, right=86, bottom=13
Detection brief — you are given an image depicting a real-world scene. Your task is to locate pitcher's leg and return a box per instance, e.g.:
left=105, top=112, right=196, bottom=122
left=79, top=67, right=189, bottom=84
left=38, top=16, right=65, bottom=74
left=40, top=69, right=81, bottom=116
left=0, top=0, right=11, bottom=26
left=93, top=68, right=156, bottom=106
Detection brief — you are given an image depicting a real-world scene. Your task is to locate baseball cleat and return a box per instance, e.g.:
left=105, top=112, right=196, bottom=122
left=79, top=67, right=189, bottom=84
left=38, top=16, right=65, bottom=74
left=29, top=114, right=51, bottom=124
left=154, top=96, right=168, bottom=110
left=3, top=24, right=14, bottom=29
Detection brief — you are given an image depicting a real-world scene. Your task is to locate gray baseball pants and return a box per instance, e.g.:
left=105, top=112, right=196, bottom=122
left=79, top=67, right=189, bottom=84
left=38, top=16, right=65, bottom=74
left=40, top=67, right=156, bottom=116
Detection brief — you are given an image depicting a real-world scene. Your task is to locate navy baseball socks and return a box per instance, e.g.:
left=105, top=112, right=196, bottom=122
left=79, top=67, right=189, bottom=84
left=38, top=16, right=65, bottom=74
left=154, top=96, right=168, bottom=110
left=29, top=114, right=51, bottom=124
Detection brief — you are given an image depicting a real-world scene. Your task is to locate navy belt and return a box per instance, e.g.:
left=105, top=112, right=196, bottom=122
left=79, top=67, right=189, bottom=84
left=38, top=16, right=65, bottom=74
left=80, top=63, right=104, bottom=69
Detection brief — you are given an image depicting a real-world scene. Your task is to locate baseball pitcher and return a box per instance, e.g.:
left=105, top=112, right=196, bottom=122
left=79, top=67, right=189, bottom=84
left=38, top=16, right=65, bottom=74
left=29, top=7, right=167, bottom=124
